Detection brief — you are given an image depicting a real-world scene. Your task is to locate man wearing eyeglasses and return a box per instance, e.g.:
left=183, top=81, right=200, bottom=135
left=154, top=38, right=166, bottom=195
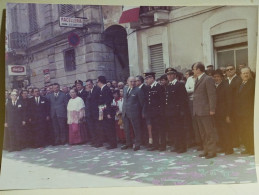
left=225, top=64, right=242, bottom=148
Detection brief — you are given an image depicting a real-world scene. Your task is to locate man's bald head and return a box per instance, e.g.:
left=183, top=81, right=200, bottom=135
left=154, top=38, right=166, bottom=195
left=127, top=76, right=136, bottom=88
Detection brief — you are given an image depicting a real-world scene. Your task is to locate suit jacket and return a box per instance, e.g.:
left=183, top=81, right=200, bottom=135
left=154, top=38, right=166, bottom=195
left=19, top=98, right=30, bottom=122
left=143, top=82, right=163, bottom=118
left=85, top=86, right=101, bottom=119
left=164, top=81, right=188, bottom=117
left=193, top=73, right=216, bottom=116
left=139, top=84, right=149, bottom=96
left=77, top=89, right=88, bottom=103
left=29, top=96, right=50, bottom=124
left=49, top=91, right=67, bottom=118
left=226, top=75, right=242, bottom=118
left=98, top=85, right=113, bottom=117
left=215, top=80, right=228, bottom=118
left=122, top=86, right=144, bottom=118
left=235, top=79, right=255, bottom=119
left=5, top=99, right=26, bottom=128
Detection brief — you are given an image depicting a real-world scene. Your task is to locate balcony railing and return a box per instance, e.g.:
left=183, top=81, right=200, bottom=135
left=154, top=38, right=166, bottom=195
left=9, top=32, right=29, bottom=49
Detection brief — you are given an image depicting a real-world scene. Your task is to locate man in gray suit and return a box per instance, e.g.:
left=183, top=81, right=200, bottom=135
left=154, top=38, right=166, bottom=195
left=193, top=62, right=217, bottom=159
left=49, top=83, right=68, bottom=145
left=121, top=76, right=145, bottom=151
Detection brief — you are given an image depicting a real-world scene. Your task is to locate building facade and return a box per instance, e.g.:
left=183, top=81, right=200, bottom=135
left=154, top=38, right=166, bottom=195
left=126, top=6, right=258, bottom=78
left=6, top=3, right=129, bottom=90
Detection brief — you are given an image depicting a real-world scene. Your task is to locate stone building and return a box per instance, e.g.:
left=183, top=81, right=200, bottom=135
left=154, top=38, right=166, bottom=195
left=5, top=3, right=129, bottom=90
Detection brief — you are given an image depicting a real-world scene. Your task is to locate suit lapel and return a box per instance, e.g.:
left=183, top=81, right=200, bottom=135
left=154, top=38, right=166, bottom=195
left=195, top=74, right=206, bottom=90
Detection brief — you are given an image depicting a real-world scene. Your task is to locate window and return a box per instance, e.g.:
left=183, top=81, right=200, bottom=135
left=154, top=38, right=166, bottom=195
left=216, top=47, right=248, bottom=69
left=28, top=4, right=38, bottom=33
left=11, top=6, right=18, bottom=32
left=59, top=4, right=74, bottom=16
left=64, top=48, right=76, bottom=71
left=149, top=44, right=164, bottom=79
left=213, top=29, right=248, bottom=69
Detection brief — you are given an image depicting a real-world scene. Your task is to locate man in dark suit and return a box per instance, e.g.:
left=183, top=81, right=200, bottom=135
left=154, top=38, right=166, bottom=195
left=212, top=70, right=233, bottom=155
left=28, top=88, right=50, bottom=148
left=121, top=76, right=145, bottom=151
left=49, top=83, right=68, bottom=145
left=193, top=62, right=217, bottom=159
left=5, top=91, right=26, bottom=152
left=143, top=71, right=165, bottom=151
left=96, top=76, right=117, bottom=149
left=85, top=79, right=101, bottom=146
left=225, top=64, right=242, bottom=148
left=136, top=75, right=150, bottom=147
left=235, top=67, right=255, bottom=155
left=75, top=80, right=88, bottom=102
left=75, top=80, right=89, bottom=142
left=164, top=68, right=189, bottom=154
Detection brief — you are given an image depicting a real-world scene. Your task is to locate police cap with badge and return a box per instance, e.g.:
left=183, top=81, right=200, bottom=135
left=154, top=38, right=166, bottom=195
left=165, top=67, right=177, bottom=75
left=75, top=80, right=83, bottom=85
left=143, top=71, right=156, bottom=79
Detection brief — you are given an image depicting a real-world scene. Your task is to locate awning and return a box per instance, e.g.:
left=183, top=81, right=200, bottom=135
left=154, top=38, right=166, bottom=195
left=119, top=6, right=140, bottom=24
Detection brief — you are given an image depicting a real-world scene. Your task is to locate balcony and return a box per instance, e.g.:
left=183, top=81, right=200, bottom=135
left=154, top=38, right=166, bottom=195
left=9, top=32, right=29, bottom=50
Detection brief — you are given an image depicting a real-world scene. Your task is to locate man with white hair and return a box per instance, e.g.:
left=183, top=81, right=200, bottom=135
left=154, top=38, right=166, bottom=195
left=235, top=67, right=255, bottom=155
left=5, top=91, right=26, bottom=152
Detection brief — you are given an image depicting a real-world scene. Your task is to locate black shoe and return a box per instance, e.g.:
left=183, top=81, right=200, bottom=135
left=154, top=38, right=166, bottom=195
left=133, top=146, right=140, bottom=151
left=170, top=148, right=178, bottom=153
left=177, top=149, right=187, bottom=154
left=94, top=144, right=103, bottom=148
left=205, top=153, right=216, bottom=159
left=147, top=147, right=158, bottom=151
left=197, top=146, right=203, bottom=151
left=121, top=145, right=133, bottom=150
left=199, top=153, right=208, bottom=157
left=225, top=149, right=234, bottom=155
left=159, top=147, right=166, bottom=151
left=106, top=145, right=117, bottom=150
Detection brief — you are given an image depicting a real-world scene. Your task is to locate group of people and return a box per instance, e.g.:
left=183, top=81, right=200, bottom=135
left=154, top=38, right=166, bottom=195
left=4, top=62, right=255, bottom=159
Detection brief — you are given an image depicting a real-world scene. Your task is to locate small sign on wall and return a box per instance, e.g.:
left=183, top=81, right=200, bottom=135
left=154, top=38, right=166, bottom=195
left=8, top=65, right=26, bottom=76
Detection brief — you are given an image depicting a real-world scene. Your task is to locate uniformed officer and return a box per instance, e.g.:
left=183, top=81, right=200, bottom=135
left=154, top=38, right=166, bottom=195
left=143, top=71, right=165, bottom=151
left=164, top=68, right=188, bottom=153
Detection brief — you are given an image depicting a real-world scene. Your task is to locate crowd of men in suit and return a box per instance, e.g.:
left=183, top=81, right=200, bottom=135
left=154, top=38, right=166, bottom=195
left=4, top=62, right=255, bottom=159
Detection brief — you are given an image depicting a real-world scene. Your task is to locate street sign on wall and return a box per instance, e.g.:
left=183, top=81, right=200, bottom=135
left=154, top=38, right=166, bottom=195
left=8, top=65, right=26, bottom=76
left=68, top=32, right=80, bottom=47
left=59, top=17, right=85, bottom=28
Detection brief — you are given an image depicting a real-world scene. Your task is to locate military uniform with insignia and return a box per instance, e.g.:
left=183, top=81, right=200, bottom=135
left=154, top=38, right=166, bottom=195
left=143, top=72, right=165, bottom=151
left=164, top=68, right=188, bottom=153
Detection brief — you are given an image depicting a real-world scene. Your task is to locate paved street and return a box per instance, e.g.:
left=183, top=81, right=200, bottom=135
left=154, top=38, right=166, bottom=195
left=0, top=144, right=257, bottom=190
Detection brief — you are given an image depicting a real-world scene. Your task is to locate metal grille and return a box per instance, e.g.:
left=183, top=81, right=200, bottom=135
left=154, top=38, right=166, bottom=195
left=28, top=4, right=38, bottom=33
left=9, top=32, right=28, bottom=49
left=64, top=48, right=76, bottom=71
left=60, top=4, right=74, bottom=16
left=149, top=44, right=164, bottom=79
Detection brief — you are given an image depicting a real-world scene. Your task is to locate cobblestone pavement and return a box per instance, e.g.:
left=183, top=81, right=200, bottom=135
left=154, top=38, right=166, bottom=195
left=0, top=144, right=257, bottom=190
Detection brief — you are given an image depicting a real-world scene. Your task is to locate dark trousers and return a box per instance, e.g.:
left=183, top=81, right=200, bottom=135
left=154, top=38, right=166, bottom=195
left=148, top=116, right=165, bottom=148
left=141, top=118, right=149, bottom=146
left=45, top=119, right=54, bottom=146
left=229, top=115, right=240, bottom=147
left=52, top=115, right=67, bottom=145
left=160, top=115, right=168, bottom=147
left=32, top=123, right=46, bottom=148
left=3, top=128, right=10, bottom=150
left=98, top=117, right=117, bottom=147
left=8, top=126, right=23, bottom=151
left=166, top=115, right=186, bottom=150
left=86, top=116, right=99, bottom=144
left=194, top=115, right=217, bottom=155
left=186, top=100, right=196, bottom=145
left=215, top=116, right=233, bottom=152
left=123, top=114, right=141, bottom=147
left=236, top=116, right=254, bottom=153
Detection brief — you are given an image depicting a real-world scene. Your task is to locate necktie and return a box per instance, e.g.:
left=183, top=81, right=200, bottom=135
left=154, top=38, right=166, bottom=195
left=127, top=88, right=131, bottom=96
left=37, top=97, right=39, bottom=104
left=239, top=82, right=245, bottom=93
left=13, top=101, right=15, bottom=106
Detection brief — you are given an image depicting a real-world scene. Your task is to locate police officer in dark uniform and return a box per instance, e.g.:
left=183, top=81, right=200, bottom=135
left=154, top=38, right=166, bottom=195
left=143, top=71, right=165, bottom=151
left=164, top=68, right=188, bottom=153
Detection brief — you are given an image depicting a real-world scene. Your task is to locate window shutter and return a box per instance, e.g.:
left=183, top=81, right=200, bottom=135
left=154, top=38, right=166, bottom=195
left=213, top=29, right=247, bottom=48
left=149, top=44, right=164, bottom=79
